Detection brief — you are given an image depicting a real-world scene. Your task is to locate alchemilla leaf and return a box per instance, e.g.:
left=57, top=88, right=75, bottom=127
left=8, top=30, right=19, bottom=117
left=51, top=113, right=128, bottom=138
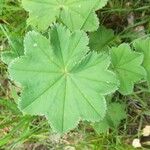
left=9, top=24, right=118, bottom=133
left=22, top=0, right=109, bottom=31
left=133, top=37, right=150, bottom=86
left=110, top=43, right=146, bottom=95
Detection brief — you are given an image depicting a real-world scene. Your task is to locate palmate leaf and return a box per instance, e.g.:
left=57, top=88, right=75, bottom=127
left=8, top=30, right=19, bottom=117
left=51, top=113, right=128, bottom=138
left=89, top=25, right=115, bottom=52
left=9, top=24, right=118, bottom=133
left=133, top=37, right=150, bottom=86
left=22, top=0, right=108, bottom=31
left=110, top=43, right=146, bottom=95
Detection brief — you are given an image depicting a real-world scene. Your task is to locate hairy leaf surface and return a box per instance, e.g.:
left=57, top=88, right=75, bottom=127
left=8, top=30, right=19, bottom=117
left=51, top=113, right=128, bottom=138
left=133, top=37, right=150, bottom=86
left=22, top=0, right=108, bottom=31
left=9, top=25, right=118, bottom=133
left=110, top=44, right=146, bottom=95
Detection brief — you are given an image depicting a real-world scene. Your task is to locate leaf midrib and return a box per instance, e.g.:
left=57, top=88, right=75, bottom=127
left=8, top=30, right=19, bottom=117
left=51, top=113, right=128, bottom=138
left=22, top=75, right=63, bottom=111
left=70, top=77, right=102, bottom=118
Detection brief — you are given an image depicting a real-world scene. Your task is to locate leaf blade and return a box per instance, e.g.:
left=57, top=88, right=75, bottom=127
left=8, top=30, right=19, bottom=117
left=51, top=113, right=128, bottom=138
left=22, top=0, right=109, bottom=31
left=110, top=43, right=146, bottom=95
left=9, top=24, right=118, bottom=133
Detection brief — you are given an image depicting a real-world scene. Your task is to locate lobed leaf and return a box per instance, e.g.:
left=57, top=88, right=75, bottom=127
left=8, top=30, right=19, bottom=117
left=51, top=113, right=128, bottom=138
left=110, top=43, right=146, bottom=95
left=22, top=0, right=109, bottom=31
left=9, top=24, right=118, bottom=133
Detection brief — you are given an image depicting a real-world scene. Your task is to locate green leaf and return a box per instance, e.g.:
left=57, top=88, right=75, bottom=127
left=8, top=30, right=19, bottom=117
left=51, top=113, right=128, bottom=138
left=93, top=102, right=126, bottom=134
left=107, top=103, right=126, bottom=127
left=133, top=37, right=150, bottom=86
left=1, top=35, right=24, bottom=65
left=9, top=24, right=118, bottom=133
left=110, top=43, right=146, bottom=95
left=93, top=117, right=109, bottom=133
left=89, top=25, right=114, bottom=52
left=22, top=0, right=108, bottom=31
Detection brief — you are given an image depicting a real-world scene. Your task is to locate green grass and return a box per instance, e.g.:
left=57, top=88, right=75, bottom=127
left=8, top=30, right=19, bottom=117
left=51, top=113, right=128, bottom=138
left=0, top=0, right=150, bottom=149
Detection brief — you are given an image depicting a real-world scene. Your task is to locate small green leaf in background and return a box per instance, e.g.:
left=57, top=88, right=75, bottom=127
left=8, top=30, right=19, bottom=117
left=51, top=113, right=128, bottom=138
left=8, top=24, right=118, bottom=133
left=133, top=37, right=150, bottom=86
left=0, top=25, right=24, bottom=65
left=107, top=103, right=126, bottom=127
left=93, top=102, right=126, bottom=134
left=22, top=0, right=109, bottom=31
left=110, top=43, right=146, bottom=95
left=1, top=36, right=24, bottom=64
left=93, top=117, right=110, bottom=134
left=89, top=25, right=115, bottom=52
